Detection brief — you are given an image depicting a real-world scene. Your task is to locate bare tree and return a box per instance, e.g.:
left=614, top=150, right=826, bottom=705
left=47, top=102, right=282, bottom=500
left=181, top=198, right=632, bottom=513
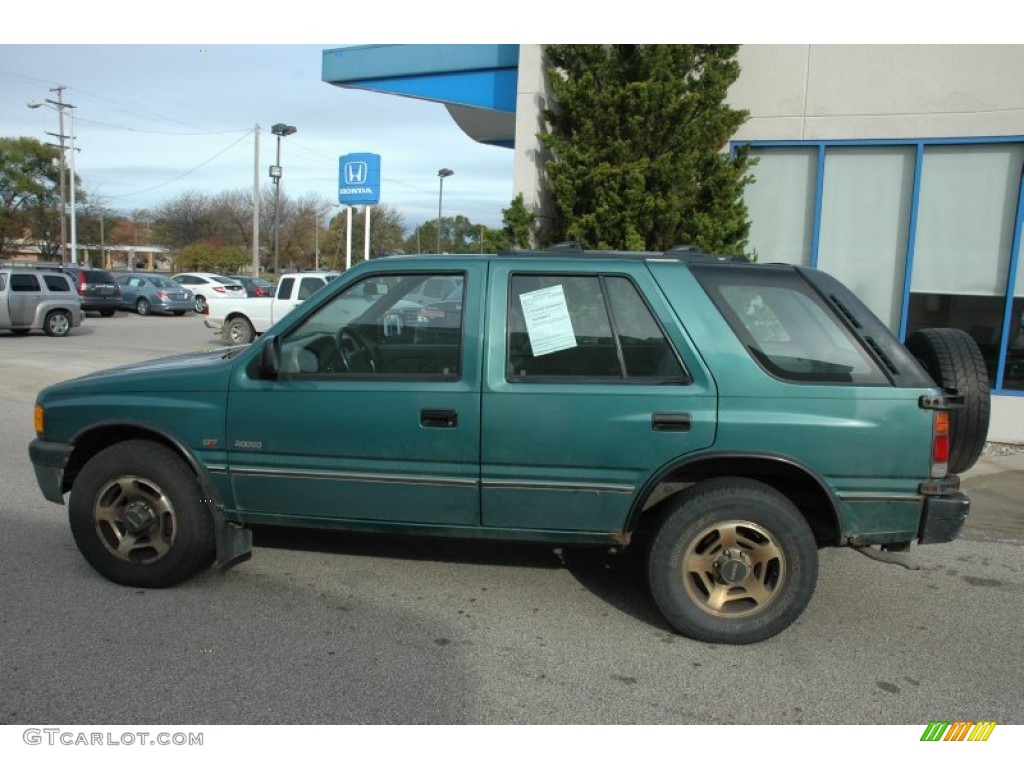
left=152, top=191, right=216, bottom=250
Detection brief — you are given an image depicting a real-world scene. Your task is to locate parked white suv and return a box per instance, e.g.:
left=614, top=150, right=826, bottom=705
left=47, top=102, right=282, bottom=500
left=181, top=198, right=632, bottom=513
left=0, top=268, right=84, bottom=337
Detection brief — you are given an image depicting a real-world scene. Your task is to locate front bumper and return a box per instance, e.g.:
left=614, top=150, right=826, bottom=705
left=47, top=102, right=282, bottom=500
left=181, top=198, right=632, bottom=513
left=918, top=492, right=970, bottom=544
left=28, top=439, right=73, bottom=504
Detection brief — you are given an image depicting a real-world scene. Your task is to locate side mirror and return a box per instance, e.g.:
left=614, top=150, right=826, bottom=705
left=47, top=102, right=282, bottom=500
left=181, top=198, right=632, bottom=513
left=258, top=334, right=281, bottom=379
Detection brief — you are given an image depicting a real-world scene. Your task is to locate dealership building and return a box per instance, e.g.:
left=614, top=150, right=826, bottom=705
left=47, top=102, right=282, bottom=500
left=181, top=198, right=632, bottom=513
left=323, top=44, right=1024, bottom=442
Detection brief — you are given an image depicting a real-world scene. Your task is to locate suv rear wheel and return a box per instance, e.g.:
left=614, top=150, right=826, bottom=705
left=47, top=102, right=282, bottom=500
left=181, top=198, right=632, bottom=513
left=905, top=328, right=990, bottom=474
left=225, top=316, right=255, bottom=345
left=43, top=310, right=71, bottom=337
left=647, top=477, right=818, bottom=644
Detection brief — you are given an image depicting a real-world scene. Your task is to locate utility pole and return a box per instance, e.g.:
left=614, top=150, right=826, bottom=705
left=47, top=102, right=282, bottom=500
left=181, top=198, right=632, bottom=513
left=29, top=86, right=76, bottom=264
left=68, top=105, right=78, bottom=265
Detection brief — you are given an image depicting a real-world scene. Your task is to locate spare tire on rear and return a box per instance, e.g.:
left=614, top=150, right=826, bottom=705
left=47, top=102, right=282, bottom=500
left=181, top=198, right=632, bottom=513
left=905, top=328, right=990, bottom=474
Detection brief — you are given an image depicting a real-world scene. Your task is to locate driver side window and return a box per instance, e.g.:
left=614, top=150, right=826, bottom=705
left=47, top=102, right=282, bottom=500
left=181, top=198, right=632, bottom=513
left=277, top=272, right=465, bottom=379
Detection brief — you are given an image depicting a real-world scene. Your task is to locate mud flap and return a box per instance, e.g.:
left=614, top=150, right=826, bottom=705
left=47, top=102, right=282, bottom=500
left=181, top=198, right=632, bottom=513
left=211, top=505, right=253, bottom=572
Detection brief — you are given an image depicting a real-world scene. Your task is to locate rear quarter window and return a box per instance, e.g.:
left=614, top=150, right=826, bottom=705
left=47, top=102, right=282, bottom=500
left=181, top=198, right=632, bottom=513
left=693, top=266, right=888, bottom=385
left=43, top=275, right=72, bottom=292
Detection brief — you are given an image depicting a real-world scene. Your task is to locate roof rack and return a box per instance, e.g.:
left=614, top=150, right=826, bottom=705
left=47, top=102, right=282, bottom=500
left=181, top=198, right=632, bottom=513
left=497, top=243, right=750, bottom=263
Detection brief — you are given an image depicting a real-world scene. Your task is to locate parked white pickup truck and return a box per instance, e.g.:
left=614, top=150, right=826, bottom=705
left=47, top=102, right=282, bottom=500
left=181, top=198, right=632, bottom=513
left=204, top=271, right=338, bottom=344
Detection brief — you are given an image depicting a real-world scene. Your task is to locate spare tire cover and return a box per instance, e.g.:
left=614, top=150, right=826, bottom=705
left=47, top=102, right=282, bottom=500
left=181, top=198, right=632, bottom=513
left=905, top=328, right=991, bottom=474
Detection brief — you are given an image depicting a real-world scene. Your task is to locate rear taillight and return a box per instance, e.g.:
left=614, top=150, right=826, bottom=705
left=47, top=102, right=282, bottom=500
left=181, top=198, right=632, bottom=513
left=213, top=286, right=226, bottom=294
left=157, top=291, right=170, bottom=298
left=931, top=411, right=950, bottom=478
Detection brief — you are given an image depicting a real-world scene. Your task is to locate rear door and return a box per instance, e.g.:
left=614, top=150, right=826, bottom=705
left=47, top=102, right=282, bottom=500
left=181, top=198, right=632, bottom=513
left=480, top=260, right=718, bottom=533
left=7, top=273, right=43, bottom=325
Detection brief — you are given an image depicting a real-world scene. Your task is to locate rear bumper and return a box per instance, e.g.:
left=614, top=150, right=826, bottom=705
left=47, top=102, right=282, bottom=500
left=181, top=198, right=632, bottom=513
left=918, top=492, right=970, bottom=544
left=155, top=298, right=195, bottom=313
left=28, top=438, right=73, bottom=504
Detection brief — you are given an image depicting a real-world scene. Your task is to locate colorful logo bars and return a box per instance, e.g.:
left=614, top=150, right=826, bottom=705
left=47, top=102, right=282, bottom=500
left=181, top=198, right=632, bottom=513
left=920, top=721, right=997, bottom=742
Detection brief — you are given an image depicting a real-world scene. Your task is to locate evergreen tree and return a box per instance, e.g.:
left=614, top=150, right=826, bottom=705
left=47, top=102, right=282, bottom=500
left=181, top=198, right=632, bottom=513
left=540, top=45, right=754, bottom=254
left=502, top=193, right=535, bottom=249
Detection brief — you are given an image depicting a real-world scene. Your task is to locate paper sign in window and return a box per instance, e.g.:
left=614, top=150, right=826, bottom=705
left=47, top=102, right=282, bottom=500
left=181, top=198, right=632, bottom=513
left=519, top=285, right=577, bottom=356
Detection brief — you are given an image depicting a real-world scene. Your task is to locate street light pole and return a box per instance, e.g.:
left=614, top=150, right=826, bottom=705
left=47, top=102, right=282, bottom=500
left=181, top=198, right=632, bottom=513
left=270, top=122, right=296, bottom=276
left=437, top=168, right=453, bottom=254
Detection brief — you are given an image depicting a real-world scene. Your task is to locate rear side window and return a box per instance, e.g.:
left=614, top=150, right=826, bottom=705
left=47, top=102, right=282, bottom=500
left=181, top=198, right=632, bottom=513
left=298, top=277, right=323, bottom=300
left=506, top=274, right=687, bottom=382
left=10, top=274, right=40, bottom=292
left=43, top=275, right=72, bottom=292
left=694, top=266, right=886, bottom=384
left=278, top=278, right=295, bottom=300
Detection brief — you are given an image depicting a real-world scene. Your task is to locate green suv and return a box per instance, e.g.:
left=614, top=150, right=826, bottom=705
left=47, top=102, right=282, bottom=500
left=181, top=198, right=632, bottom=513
left=28, top=249, right=988, bottom=644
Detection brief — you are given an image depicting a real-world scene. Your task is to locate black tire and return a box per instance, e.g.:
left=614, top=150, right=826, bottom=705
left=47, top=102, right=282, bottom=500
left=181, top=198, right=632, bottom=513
left=68, top=440, right=215, bottom=588
left=100, top=310, right=116, bottom=317
left=905, top=328, right=990, bottom=474
left=136, top=297, right=151, bottom=316
left=194, top=295, right=207, bottom=314
left=43, top=310, right=71, bottom=337
left=225, top=316, right=255, bottom=345
left=647, top=477, right=818, bottom=644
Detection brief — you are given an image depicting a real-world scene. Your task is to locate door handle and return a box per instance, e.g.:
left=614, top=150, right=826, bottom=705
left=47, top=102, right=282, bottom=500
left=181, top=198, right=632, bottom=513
left=652, top=412, right=692, bottom=432
left=421, top=409, right=458, bottom=428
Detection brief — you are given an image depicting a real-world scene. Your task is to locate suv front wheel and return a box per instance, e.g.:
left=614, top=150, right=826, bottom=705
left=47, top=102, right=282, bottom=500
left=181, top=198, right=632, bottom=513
left=68, top=440, right=216, bottom=588
left=647, top=477, right=818, bottom=644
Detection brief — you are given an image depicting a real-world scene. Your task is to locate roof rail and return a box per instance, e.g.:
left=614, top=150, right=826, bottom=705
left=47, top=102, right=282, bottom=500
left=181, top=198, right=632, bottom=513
left=545, top=242, right=584, bottom=252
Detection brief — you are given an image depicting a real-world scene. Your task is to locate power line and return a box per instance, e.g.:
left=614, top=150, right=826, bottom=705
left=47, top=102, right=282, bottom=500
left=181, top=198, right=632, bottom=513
left=74, top=114, right=249, bottom=136
left=108, top=129, right=254, bottom=199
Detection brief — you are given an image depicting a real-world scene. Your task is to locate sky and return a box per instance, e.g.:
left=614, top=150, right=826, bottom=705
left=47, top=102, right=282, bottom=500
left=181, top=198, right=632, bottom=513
left=0, top=43, right=515, bottom=230
left=1, top=3, right=1007, bottom=235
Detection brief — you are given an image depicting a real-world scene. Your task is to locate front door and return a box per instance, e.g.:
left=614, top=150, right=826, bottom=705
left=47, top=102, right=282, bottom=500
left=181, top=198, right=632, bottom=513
left=226, top=263, right=484, bottom=527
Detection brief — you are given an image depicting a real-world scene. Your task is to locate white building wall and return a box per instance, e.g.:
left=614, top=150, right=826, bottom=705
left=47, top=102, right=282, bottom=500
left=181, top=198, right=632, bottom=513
left=730, top=45, right=1024, bottom=140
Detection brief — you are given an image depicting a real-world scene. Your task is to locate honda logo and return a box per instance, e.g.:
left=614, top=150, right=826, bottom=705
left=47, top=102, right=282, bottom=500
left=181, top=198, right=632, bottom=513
left=344, top=161, right=368, bottom=185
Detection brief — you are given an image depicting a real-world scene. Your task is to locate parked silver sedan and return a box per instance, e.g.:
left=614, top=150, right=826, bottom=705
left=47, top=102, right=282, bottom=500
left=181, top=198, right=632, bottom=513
left=116, top=274, right=194, bottom=316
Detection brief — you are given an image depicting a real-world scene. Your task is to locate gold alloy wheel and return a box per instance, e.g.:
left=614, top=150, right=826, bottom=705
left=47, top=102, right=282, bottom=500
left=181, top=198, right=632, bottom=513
left=93, top=476, right=178, bottom=564
left=681, top=520, right=786, bottom=618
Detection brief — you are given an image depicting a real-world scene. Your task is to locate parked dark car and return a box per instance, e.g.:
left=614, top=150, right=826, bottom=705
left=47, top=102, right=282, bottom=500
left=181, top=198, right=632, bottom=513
left=226, top=275, right=277, bottom=298
left=60, top=267, right=122, bottom=316
left=116, top=274, right=195, bottom=316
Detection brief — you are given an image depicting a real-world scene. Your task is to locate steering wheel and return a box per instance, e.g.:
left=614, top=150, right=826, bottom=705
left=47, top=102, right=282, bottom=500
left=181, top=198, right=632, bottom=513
left=336, top=327, right=377, bottom=373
